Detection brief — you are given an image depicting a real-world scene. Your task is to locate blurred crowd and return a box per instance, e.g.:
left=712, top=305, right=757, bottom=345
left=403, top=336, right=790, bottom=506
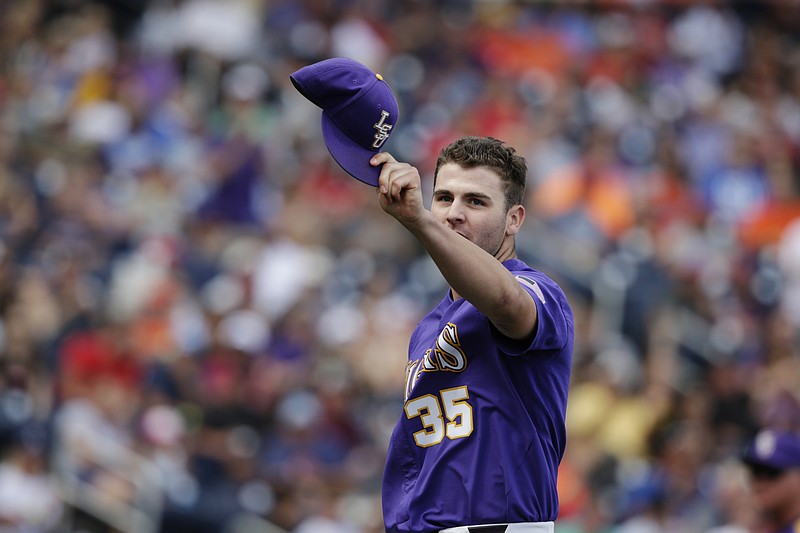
left=0, top=0, right=799, bottom=532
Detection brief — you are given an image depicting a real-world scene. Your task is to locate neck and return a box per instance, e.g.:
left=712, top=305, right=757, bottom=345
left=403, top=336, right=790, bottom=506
left=493, top=238, right=517, bottom=263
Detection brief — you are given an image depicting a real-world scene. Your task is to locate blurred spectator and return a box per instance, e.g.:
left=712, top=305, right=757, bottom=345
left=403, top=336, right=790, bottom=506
left=0, top=422, right=62, bottom=532
left=741, top=428, right=800, bottom=533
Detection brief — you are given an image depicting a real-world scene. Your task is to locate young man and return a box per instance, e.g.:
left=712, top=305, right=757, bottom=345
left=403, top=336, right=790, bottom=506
left=371, top=136, right=575, bottom=533
left=742, top=428, right=800, bottom=533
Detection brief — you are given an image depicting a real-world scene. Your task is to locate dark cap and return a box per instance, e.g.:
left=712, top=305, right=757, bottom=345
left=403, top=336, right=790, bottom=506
left=290, top=57, right=399, bottom=187
left=742, top=429, right=800, bottom=471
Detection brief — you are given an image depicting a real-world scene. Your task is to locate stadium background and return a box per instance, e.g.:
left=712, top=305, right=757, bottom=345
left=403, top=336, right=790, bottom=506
left=0, top=0, right=798, bottom=532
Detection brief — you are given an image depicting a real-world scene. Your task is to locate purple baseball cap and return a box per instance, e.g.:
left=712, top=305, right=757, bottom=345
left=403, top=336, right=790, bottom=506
left=742, top=429, right=800, bottom=471
left=290, top=57, right=399, bottom=187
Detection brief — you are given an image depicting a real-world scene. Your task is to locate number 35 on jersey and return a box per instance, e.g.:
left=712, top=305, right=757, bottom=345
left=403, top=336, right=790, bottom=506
left=404, top=386, right=474, bottom=447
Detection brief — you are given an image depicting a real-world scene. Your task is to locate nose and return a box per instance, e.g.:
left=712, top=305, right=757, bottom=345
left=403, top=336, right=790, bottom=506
left=445, top=200, right=466, bottom=226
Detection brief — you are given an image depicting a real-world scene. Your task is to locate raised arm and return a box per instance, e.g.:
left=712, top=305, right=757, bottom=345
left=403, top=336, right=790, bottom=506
left=372, top=152, right=538, bottom=341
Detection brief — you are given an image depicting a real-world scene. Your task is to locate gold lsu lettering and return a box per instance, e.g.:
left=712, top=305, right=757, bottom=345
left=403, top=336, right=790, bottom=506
left=403, top=322, right=467, bottom=400
left=372, top=110, right=393, bottom=148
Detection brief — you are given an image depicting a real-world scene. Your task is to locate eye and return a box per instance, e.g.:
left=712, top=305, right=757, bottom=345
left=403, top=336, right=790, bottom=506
left=468, top=198, right=486, bottom=206
left=435, top=194, right=453, bottom=203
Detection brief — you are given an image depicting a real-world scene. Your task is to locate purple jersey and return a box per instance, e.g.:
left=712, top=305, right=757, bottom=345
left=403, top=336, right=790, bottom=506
left=382, top=259, right=574, bottom=533
left=775, top=517, right=800, bottom=533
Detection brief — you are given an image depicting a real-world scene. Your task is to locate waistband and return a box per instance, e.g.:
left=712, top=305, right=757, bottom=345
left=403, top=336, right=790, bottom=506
left=439, top=522, right=555, bottom=533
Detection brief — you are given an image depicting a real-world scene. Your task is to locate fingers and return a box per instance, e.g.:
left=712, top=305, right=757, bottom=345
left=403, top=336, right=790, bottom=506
left=370, top=151, right=397, bottom=166
left=377, top=162, right=415, bottom=203
left=371, top=152, right=399, bottom=200
left=371, top=152, right=421, bottom=210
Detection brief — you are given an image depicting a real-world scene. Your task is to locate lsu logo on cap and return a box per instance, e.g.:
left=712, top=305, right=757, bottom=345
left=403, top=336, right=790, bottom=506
left=372, top=110, right=393, bottom=149
left=290, top=57, right=400, bottom=187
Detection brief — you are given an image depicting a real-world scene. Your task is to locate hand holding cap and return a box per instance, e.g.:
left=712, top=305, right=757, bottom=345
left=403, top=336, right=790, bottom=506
left=290, top=57, right=400, bottom=187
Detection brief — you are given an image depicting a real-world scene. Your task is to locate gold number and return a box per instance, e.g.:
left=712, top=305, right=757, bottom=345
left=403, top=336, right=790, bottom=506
left=405, top=386, right=473, bottom=447
left=441, top=386, right=473, bottom=439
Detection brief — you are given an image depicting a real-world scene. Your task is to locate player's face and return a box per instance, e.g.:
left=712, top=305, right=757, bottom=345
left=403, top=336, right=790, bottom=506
left=431, top=164, right=514, bottom=258
left=749, top=468, right=800, bottom=518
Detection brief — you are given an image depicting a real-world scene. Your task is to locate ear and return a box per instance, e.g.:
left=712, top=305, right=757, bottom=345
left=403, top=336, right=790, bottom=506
left=505, top=204, right=525, bottom=236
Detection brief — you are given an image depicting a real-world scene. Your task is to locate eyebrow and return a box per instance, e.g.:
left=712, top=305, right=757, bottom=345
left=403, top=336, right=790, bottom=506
left=433, top=189, right=493, bottom=201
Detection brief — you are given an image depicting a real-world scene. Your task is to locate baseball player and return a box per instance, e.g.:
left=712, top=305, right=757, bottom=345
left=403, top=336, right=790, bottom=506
left=742, top=428, right=800, bottom=533
left=371, top=136, right=575, bottom=533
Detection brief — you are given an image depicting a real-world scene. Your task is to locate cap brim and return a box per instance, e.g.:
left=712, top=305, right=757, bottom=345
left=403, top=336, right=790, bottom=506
left=321, top=113, right=381, bottom=187
left=742, top=455, right=783, bottom=471
left=741, top=447, right=793, bottom=472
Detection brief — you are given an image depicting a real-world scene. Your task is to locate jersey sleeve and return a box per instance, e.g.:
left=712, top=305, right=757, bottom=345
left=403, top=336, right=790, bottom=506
left=492, top=272, right=574, bottom=356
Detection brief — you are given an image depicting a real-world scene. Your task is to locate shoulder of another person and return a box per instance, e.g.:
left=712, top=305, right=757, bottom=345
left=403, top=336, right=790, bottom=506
left=776, top=517, right=800, bottom=533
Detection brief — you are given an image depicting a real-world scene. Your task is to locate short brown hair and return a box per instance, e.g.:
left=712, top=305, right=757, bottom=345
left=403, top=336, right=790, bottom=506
left=434, top=136, right=527, bottom=211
